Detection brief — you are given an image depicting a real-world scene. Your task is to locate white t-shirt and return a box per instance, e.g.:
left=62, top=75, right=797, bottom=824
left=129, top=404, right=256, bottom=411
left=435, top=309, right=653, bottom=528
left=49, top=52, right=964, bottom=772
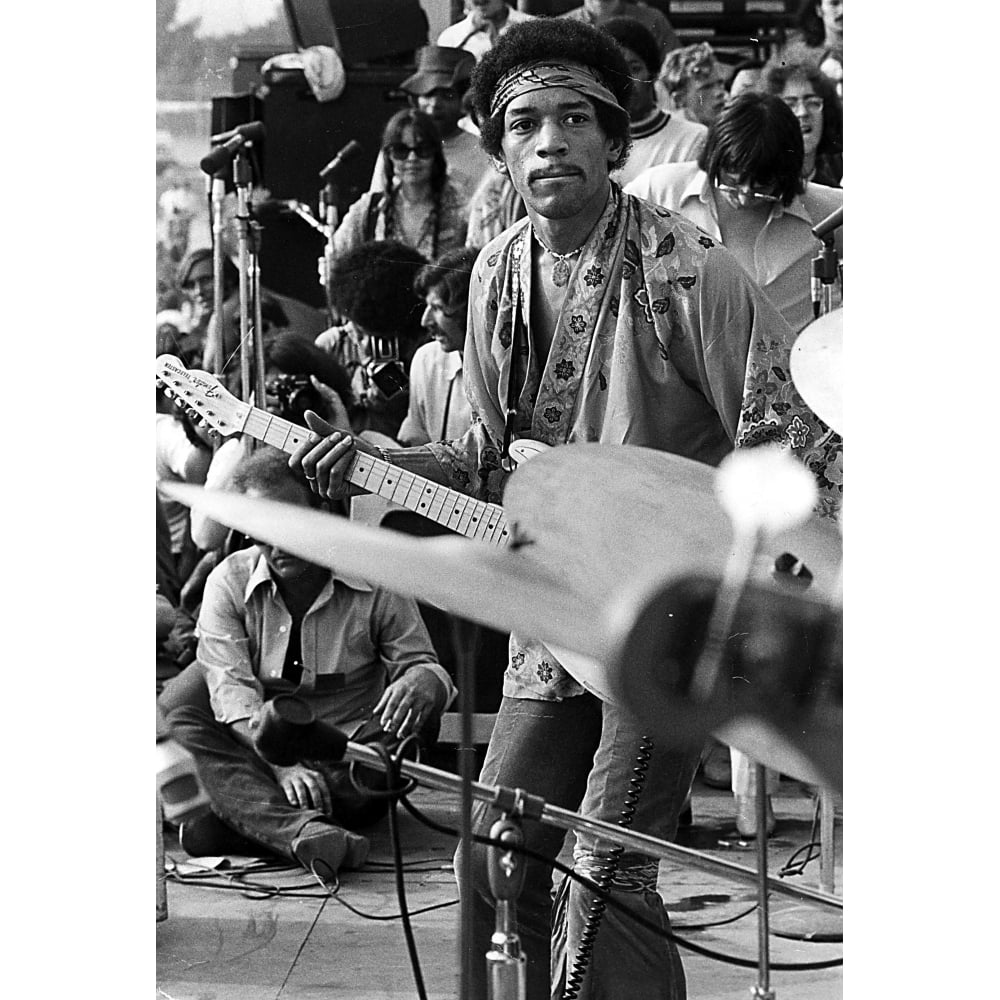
left=613, top=110, right=708, bottom=188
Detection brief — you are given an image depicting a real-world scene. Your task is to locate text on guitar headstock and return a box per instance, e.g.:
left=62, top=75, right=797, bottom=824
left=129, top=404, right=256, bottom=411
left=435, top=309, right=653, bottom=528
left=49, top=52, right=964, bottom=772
left=155, top=355, right=251, bottom=437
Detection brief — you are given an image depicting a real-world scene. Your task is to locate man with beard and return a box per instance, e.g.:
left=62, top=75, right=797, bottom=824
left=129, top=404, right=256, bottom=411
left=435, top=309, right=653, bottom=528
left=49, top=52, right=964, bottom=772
left=398, top=247, right=478, bottom=446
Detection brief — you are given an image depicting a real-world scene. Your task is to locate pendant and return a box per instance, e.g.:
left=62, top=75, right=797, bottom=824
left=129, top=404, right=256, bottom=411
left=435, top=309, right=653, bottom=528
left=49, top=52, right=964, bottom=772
left=552, top=258, right=571, bottom=287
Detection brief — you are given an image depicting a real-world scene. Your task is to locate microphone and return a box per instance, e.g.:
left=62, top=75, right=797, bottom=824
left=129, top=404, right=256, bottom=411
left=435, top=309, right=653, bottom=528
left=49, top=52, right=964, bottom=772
left=253, top=695, right=349, bottom=766
left=200, top=134, right=248, bottom=176
left=210, top=120, right=265, bottom=145
left=319, top=140, right=362, bottom=180
left=811, top=205, right=843, bottom=242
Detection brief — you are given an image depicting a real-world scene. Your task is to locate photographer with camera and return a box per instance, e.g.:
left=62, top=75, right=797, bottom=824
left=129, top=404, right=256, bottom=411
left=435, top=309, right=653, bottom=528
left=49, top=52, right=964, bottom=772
left=314, top=240, right=429, bottom=444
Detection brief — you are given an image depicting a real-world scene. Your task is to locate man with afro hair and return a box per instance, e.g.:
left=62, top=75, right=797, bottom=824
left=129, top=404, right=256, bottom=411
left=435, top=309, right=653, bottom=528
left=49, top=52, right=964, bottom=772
left=314, top=239, right=427, bottom=440
left=293, top=17, right=839, bottom=999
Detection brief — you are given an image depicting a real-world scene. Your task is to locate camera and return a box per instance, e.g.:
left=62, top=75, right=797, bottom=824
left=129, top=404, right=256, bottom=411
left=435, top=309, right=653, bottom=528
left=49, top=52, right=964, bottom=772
left=265, top=372, right=313, bottom=417
left=364, top=335, right=409, bottom=400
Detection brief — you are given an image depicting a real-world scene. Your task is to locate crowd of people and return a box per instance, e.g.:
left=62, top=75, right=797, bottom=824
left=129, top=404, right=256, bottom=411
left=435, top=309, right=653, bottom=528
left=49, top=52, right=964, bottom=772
left=156, top=3, right=843, bottom=998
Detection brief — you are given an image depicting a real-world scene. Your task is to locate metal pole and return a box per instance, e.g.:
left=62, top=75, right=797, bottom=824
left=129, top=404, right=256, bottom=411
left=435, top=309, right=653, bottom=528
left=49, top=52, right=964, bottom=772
left=342, top=741, right=843, bottom=913
left=751, top=763, right=775, bottom=1000
left=210, top=175, right=227, bottom=377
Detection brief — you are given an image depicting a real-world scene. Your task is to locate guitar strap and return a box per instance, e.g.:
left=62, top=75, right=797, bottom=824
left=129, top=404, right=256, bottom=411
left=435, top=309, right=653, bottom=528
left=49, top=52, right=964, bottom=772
left=500, top=239, right=529, bottom=472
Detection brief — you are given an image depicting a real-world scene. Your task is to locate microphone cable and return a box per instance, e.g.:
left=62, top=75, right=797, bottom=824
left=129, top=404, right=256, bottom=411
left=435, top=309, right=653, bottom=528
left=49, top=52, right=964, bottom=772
left=394, top=773, right=843, bottom=973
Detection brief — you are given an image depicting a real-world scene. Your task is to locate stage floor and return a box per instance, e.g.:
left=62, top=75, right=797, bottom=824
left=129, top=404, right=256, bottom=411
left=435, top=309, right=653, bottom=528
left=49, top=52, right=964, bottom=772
left=156, top=773, right=843, bottom=1000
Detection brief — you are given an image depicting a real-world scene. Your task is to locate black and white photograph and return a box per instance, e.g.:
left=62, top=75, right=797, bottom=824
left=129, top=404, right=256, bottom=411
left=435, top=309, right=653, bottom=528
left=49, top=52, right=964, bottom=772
left=91, top=2, right=982, bottom=998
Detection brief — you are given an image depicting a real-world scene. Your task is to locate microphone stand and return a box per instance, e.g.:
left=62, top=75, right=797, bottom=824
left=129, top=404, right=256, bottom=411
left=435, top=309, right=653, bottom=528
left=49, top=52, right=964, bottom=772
left=319, top=180, right=339, bottom=326
left=337, top=738, right=842, bottom=913
left=209, top=172, right=227, bottom=378
left=231, top=144, right=266, bottom=410
left=810, top=209, right=843, bottom=321
left=485, top=812, right=527, bottom=1000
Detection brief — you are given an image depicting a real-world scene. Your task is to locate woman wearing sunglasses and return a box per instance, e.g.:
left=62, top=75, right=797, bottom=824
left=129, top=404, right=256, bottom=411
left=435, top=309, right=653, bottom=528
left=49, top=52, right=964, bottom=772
left=331, top=109, right=468, bottom=263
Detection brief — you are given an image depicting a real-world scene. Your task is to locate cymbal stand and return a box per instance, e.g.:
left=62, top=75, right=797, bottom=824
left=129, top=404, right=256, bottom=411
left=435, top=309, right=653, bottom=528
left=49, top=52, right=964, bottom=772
left=485, top=810, right=528, bottom=1000
left=751, top=762, right=775, bottom=1000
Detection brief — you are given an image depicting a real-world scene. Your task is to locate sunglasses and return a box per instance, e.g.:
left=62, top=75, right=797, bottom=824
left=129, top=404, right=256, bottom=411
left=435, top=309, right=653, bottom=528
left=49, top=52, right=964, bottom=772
left=386, top=141, right=436, bottom=160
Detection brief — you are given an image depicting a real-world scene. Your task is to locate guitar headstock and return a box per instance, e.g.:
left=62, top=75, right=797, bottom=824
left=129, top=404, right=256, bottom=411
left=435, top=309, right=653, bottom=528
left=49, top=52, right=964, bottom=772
left=155, top=355, right=250, bottom=438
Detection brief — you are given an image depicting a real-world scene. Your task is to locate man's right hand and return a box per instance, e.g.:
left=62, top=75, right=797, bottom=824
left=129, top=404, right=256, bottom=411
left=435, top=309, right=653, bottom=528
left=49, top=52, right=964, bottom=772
left=271, top=761, right=333, bottom=814
left=289, top=411, right=378, bottom=501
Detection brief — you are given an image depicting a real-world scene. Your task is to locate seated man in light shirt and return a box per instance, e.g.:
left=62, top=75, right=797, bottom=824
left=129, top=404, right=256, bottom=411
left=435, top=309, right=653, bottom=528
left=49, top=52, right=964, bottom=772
left=161, top=447, right=456, bottom=876
left=437, top=0, right=535, bottom=62
left=398, top=247, right=478, bottom=446
left=602, top=15, right=707, bottom=187
left=625, top=92, right=842, bottom=335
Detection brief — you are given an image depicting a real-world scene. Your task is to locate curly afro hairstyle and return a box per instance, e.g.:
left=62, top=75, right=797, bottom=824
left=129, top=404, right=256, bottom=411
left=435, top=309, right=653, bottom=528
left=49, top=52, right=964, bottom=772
left=469, top=18, right=633, bottom=172
left=327, top=240, right=428, bottom=342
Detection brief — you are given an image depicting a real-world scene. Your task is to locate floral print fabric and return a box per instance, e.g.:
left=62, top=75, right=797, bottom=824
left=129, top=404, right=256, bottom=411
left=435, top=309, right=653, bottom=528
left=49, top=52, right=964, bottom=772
left=424, top=184, right=841, bottom=699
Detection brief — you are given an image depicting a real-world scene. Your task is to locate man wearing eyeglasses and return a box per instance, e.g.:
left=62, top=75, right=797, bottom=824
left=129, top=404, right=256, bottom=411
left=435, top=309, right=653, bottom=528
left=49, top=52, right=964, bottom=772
left=625, top=92, right=843, bottom=334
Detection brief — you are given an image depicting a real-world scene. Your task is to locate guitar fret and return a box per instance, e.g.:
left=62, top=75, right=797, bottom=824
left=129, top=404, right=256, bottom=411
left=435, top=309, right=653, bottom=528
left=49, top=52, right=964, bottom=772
left=414, top=481, right=440, bottom=519
left=462, top=498, right=485, bottom=538
left=445, top=493, right=471, bottom=531
left=486, top=507, right=503, bottom=544
left=159, top=358, right=525, bottom=548
left=393, top=469, right=418, bottom=506
left=491, top=510, right=510, bottom=546
left=425, top=485, right=449, bottom=524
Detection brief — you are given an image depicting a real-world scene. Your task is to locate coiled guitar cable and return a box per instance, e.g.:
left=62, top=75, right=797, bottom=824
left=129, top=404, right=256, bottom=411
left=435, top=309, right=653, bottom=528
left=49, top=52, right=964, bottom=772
left=561, top=735, right=654, bottom=999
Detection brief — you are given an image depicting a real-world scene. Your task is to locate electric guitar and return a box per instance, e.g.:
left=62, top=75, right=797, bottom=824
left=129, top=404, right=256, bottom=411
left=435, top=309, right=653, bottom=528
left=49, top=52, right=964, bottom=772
left=155, top=355, right=548, bottom=547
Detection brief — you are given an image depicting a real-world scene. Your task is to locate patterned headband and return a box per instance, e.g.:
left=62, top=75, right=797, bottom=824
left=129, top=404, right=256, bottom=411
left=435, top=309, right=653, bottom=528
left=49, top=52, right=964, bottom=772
left=489, top=60, right=627, bottom=121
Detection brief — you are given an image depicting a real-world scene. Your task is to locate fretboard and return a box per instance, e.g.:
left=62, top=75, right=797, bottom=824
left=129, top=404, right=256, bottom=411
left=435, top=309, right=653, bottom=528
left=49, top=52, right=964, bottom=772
left=242, top=408, right=510, bottom=546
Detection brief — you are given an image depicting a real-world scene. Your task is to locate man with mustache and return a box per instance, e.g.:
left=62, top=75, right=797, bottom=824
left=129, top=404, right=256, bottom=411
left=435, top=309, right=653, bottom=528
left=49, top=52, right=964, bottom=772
left=291, top=18, right=839, bottom=999
left=398, top=247, right=478, bottom=446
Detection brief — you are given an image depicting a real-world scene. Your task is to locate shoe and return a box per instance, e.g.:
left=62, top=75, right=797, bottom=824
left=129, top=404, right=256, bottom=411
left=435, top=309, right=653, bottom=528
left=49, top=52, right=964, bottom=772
left=735, top=794, right=776, bottom=839
left=700, top=742, right=732, bottom=789
left=179, top=811, right=269, bottom=858
left=292, top=821, right=370, bottom=877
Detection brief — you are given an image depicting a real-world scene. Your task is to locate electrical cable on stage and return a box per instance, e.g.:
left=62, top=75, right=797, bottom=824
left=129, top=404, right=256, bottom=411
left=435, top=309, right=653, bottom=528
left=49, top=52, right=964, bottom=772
left=396, top=778, right=844, bottom=973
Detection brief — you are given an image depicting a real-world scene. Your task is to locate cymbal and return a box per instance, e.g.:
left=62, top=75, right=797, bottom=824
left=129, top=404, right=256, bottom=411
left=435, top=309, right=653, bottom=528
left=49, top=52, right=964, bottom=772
left=790, top=308, right=843, bottom=435
left=162, top=440, right=843, bottom=788
left=159, top=482, right=612, bottom=661
left=503, top=443, right=843, bottom=606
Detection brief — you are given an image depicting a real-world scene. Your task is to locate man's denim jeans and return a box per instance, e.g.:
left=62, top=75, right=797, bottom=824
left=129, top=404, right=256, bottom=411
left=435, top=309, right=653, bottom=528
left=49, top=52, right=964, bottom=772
left=457, top=692, right=700, bottom=1000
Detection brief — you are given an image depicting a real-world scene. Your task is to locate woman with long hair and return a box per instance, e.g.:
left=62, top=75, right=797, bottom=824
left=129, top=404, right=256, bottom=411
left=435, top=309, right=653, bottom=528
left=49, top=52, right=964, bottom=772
left=331, top=109, right=468, bottom=261
left=762, top=51, right=843, bottom=187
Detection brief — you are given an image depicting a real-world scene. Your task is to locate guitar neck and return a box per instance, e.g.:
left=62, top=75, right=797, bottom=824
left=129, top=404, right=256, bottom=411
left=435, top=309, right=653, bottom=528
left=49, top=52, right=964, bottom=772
left=241, top=408, right=510, bottom=546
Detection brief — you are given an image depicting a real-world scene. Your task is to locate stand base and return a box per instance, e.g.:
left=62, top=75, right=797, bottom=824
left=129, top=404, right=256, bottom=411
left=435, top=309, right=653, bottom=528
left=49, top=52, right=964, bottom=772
left=769, top=901, right=843, bottom=943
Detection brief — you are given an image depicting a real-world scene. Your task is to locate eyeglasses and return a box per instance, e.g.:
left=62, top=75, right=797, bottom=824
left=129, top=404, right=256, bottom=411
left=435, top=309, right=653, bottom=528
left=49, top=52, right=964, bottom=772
left=782, top=95, right=824, bottom=113
left=386, top=141, right=436, bottom=160
left=714, top=178, right=781, bottom=204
